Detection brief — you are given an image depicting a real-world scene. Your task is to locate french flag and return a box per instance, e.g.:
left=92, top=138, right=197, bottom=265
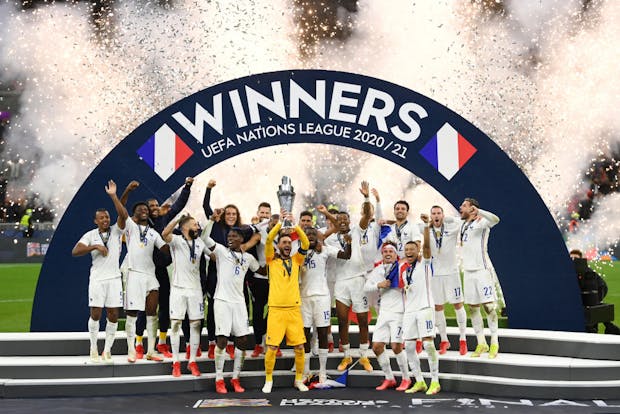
left=137, top=124, right=194, bottom=181
left=419, top=123, right=477, bottom=180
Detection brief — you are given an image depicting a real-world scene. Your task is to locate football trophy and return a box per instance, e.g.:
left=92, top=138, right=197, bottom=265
left=277, top=176, right=296, bottom=228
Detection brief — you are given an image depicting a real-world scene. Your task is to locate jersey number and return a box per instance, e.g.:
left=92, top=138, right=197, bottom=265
left=323, top=311, right=330, bottom=322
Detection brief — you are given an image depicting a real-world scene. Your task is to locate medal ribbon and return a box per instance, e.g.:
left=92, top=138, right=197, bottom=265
left=406, top=260, right=417, bottom=286
left=283, top=258, right=293, bottom=276
left=459, top=220, right=474, bottom=245
left=433, top=224, right=444, bottom=250
left=337, top=233, right=347, bottom=250
left=99, top=230, right=110, bottom=248
left=304, top=250, right=315, bottom=267
left=138, top=224, right=149, bottom=245
left=230, top=249, right=243, bottom=266
left=186, top=238, right=196, bottom=263
left=395, top=220, right=408, bottom=241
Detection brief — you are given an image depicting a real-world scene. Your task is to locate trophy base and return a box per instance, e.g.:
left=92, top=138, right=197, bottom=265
left=281, top=219, right=294, bottom=229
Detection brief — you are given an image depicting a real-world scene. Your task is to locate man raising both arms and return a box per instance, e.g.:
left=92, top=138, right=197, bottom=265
left=262, top=212, right=310, bottom=393
left=124, top=201, right=168, bottom=362
left=72, top=180, right=127, bottom=362
left=420, top=206, right=468, bottom=355
left=322, top=181, right=374, bottom=372
left=203, top=227, right=264, bottom=393
left=161, top=215, right=210, bottom=377
left=459, top=198, right=501, bottom=359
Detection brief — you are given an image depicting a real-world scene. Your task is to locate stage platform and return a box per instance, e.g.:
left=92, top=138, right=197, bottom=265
left=1, top=327, right=619, bottom=399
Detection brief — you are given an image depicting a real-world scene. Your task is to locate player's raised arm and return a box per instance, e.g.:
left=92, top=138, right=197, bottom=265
left=476, top=207, right=500, bottom=227
left=165, top=177, right=193, bottom=221
left=372, top=188, right=383, bottom=220
left=295, top=223, right=309, bottom=254
left=161, top=216, right=179, bottom=243
left=265, top=220, right=282, bottom=262
left=359, top=180, right=372, bottom=230
left=105, top=180, right=128, bottom=230
left=120, top=180, right=139, bottom=206
left=316, top=204, right=337, bottom=238
left=241, top=228, right=262, bottom=252
left=202, top=179, right=216, bottom=218
left=422, top=223, right=431, bottom=260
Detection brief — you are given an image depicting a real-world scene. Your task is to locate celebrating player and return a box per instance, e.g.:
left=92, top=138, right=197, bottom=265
left=72, top=180, right=127, bottom=363
left=420, top=206, right=468, bottom=355
left=262, top=212, right=310, bottom=393
left=161, top=215, right=210, bottom=377
left=123, top=201, right=168, bottom=363
left=203, top=227, right=264, bottom=393
left=387, top=200, right=422, bottom=258
left=248, top=203, right=273, bottom=357
left=322, top=181, right=374, bottom=372
left=459, top=198, right=501, bottom=358
left=364, top=241, right=411, bottom=391
left=300, top=226, right=351, bottom=384
left=402, top=226, right=441, bottom=395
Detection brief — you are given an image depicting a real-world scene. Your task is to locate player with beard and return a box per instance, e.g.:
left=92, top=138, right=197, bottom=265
left=72, top=180, right=127, bottom=363
left=364, top=241, right=411, bottom=391
left=248, top=203, right=273, bottom=357
left=420, top=206, right=468, bottom=355
left=123, top=201, right=168, bottom=363
left=459, top=198, right=501, bottom=359
left=387, top=200, right=422, bottom=259
left=262, top=212, right=310, bottom=393
left=162, top=215, right=210, bottom=377
left=402, top=228, right=441, bottom=395
left=300, top=226, right=351, bottom=383
left=322, top=181, right=374, bottom=372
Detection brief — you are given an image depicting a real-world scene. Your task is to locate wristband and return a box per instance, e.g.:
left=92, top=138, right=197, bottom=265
left=364, top=196, right=370, bottom=202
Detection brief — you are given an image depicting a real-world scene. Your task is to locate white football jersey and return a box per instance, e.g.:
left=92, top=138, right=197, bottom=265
left=460, top=209, right=499, bottom=271
left=124, top=218, right=166, bottom=275
left=387, top=221, right=422, bottom=258
left=78, top=224, right=123, bottom=281
left=359, top=221, right=381, bottom=271
left=169, top=234, right=209, bottom=290
left=254, top=220, right=270, bottom=266
left=401, top=257, right=434, bottom=312
left=211, top=243, right=259, bottom=304
left=324, top=225, right=367, bottom=280
left=365, top=263, right=405, bottom=312
left=300, top=245, right=339, bottom=297
left=418, top=221, right=460, bottom=276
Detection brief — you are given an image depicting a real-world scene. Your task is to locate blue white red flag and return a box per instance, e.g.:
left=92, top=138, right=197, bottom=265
left=137, top=124, right=193, bottom=181
left=419, top=123, right=476, bottom=180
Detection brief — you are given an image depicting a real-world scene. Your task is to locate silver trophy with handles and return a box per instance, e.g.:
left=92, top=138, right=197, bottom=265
left=277, top=176, right=296, bottom=228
